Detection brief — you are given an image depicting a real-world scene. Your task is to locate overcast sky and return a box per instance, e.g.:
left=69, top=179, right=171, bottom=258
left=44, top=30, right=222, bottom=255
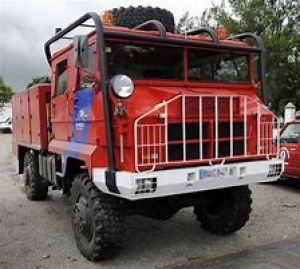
left=0, top=0, right=219, bottom=91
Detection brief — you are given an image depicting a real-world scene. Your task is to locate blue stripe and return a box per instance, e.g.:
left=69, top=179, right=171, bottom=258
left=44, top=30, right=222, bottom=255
left=63, top=88, right=95, bottom=173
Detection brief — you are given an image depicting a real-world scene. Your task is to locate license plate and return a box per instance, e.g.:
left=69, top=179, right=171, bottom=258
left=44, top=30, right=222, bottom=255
left=198, top=166, right=237, bottom=180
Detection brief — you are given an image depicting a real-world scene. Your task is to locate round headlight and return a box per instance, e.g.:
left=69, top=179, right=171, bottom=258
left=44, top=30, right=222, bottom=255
left=111, top=75, right=134, bottom=99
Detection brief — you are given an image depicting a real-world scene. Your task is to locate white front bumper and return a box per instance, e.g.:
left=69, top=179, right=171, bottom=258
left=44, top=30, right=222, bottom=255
left=93, top=159, right=284, bottom=200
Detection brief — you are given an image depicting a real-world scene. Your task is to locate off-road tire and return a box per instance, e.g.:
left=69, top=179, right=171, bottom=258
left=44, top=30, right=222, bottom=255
left=23, top=151, right=48, bottom=200
left=111, top=6, right=175, bottom=33
left=71, top=173, right=124, bottom=261
left=194, top=186, right=252, bottom=235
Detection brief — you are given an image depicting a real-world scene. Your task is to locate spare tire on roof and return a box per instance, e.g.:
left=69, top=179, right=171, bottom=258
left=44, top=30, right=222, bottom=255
left=110, top=6, right=175, bottom=33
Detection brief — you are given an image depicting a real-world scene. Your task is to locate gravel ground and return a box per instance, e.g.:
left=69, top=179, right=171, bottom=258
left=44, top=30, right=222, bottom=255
left=1, top=134, right=300, bottom=269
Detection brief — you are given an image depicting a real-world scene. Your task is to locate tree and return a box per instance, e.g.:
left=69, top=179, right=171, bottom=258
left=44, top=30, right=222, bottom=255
left=0, top=76, right=13, bottom=106
left=175, top=9, right=215, bottom=34
left=177, top=0, right=300, bottom=114
left=27, top=75, right=50, bottom=88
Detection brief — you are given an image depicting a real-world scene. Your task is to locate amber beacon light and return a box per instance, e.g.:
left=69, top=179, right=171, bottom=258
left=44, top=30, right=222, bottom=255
left=217, top=27, right=226, bottom=40
left=102, top=11, right=115, bottom=26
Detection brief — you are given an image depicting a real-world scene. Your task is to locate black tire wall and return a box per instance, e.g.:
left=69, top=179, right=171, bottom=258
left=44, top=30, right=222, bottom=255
left=111, top=6, right=175, bottom=33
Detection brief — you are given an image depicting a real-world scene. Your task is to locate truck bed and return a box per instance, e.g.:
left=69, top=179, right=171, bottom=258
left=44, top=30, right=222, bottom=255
left=12, top=84, right=51, bottom=152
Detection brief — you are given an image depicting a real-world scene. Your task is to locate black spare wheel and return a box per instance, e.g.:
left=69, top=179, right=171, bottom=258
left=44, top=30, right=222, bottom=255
left=111, top=6, right=175, bottom=33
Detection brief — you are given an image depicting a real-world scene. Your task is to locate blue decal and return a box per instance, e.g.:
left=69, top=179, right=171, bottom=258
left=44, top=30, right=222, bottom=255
left=63, top=88, right=95, bottom=174
left=73, top=88, right=95, bottom=143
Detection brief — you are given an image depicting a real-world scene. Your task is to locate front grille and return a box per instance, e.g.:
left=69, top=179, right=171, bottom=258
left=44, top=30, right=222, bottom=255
left=134, top=94, right=280, bottom=172
left=168, top=123, right=209, bottom=141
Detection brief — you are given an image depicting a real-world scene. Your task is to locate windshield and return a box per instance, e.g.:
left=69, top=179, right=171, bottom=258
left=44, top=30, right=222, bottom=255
left=106, top=42, right=184, bottom=80
left=188, top=50, right=249, bottom=83
left=280, top=123, right=300, bottom=144
left=106, top=41, right=251, bottom=83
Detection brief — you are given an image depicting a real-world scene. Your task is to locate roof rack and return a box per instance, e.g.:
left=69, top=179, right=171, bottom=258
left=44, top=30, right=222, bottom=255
left=227, top=32, right=264, bottom=51
left=187, top=27, right=220, bottom=44
left=134, top=20, right=167, bottom=39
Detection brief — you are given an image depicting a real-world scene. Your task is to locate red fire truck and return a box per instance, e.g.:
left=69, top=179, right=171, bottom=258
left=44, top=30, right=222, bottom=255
left=279, top=120, right=300, bottom=178
left=12, top=7, right=283, bottom=261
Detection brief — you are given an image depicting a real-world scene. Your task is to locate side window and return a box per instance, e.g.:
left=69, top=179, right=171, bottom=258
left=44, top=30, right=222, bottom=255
left=280, top=124, right=300, bottom=144
left=79, top=43, right=96, bottom=89
left=56, top=59, right=68, bottom=95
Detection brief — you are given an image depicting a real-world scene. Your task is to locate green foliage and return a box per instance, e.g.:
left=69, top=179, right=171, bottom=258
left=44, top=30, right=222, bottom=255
left=27, top=75, right=50, bottom=88
left=0, top=76, right=13, bottom=106
left=175, top=9, right=216, bottom=34
left=177, top=0, right=300, bottom=114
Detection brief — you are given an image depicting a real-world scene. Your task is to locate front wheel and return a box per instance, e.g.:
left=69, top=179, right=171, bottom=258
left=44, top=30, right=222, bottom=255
left=71, top=173, right=124, bottom=261
left=194, top=186, right=252, bottom=235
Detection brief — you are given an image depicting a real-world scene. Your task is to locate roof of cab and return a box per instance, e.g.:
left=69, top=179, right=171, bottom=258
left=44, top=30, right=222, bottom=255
left=51, top=25, right=253, bottom=61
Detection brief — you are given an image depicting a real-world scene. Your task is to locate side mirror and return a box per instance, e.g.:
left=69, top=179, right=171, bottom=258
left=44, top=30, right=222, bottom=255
left=73, top=35, right=89, bottom=68
left=298, top=135, right=300, bottom=144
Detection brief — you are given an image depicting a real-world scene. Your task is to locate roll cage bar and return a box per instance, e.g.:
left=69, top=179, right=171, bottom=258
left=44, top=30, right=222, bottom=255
left=44, top=12, right=268, bottom=194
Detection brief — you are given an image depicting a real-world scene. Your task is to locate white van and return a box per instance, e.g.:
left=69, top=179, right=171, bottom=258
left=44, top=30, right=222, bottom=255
left=0, top=103, right=12, bottom=133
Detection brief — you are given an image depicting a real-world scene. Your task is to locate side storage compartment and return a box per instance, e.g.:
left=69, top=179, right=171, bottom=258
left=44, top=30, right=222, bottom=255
left=12, top=84, right=51, bottom=152
left=12, top=90, right=31, bottom=144
left=29, top=85, right=51, bottom=149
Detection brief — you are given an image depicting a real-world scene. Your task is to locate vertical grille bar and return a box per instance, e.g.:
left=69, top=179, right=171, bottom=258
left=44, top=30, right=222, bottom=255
left=257, top=105, right=261, bottom=154
left=153, top=126, right=156, bottom=166
left=141, top=126, right=144, bottom=165
left=276, top=116, right=280, bottom=155
left=182, top=95, right=186, bottom=161
left=266, top=123, right=268, bottom=155
left=215, top=96, right=219, bottom=158
left=199, top=96, right=203, bottom=159
left=230, top=96, right=233, bottom=157
left=159, top=126, right=162, bottom=163
left=244, top=96, right=247, bottom=156
left=147, top=126, right=150, bottom=163
left=165, top=104, right=169, bottom=163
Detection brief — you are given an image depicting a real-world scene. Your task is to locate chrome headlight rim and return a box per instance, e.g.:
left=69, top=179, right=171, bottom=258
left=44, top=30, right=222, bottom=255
left=111, top=74, right=134, bottom=99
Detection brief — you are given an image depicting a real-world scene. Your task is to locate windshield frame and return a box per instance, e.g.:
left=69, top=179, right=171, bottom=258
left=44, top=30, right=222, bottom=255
left=105, top=38, right=253, bottom=85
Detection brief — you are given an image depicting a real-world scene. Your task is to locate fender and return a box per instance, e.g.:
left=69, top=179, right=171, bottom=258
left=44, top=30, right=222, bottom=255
left=48, top=139, right=105, bottom=179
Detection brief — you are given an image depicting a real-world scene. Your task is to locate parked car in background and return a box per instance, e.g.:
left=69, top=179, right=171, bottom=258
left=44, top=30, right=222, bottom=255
left=0, top=103, right=12, bottom=133
left=0, top=117, right=12, bottom=133
left=279, top=120, right=300, bottom=179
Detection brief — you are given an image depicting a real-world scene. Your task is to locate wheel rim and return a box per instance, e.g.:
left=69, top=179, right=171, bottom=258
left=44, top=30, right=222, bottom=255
left=73, top=196, right=93, bottom=241
left=203, top=191, right=226, bottom=219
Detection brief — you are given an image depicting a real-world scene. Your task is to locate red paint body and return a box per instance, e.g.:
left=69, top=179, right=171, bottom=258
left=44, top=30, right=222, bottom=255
left=12, top=26, right=276, bottom=178
left=280, top=120, right=300, bottom=178
left=12, top=85, right=50, bottom=153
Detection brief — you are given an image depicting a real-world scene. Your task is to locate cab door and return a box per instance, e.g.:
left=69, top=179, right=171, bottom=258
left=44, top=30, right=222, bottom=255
left=280, top=122, right=300, bottom=177
left=50, top=56, right=74, bottom=141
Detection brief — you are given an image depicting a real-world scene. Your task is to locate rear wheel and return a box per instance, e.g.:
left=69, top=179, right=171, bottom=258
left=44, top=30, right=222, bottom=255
left=23, top=151, right=48, bottom=200
left=111, top=6, right=175, bottom=33
left=194, top=186, right=252, bottom=235
left=71, top=173, right=124, bottom=261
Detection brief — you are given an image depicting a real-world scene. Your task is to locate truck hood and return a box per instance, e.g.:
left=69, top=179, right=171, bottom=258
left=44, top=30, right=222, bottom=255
left=123, top=84, right=261, bottom=117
